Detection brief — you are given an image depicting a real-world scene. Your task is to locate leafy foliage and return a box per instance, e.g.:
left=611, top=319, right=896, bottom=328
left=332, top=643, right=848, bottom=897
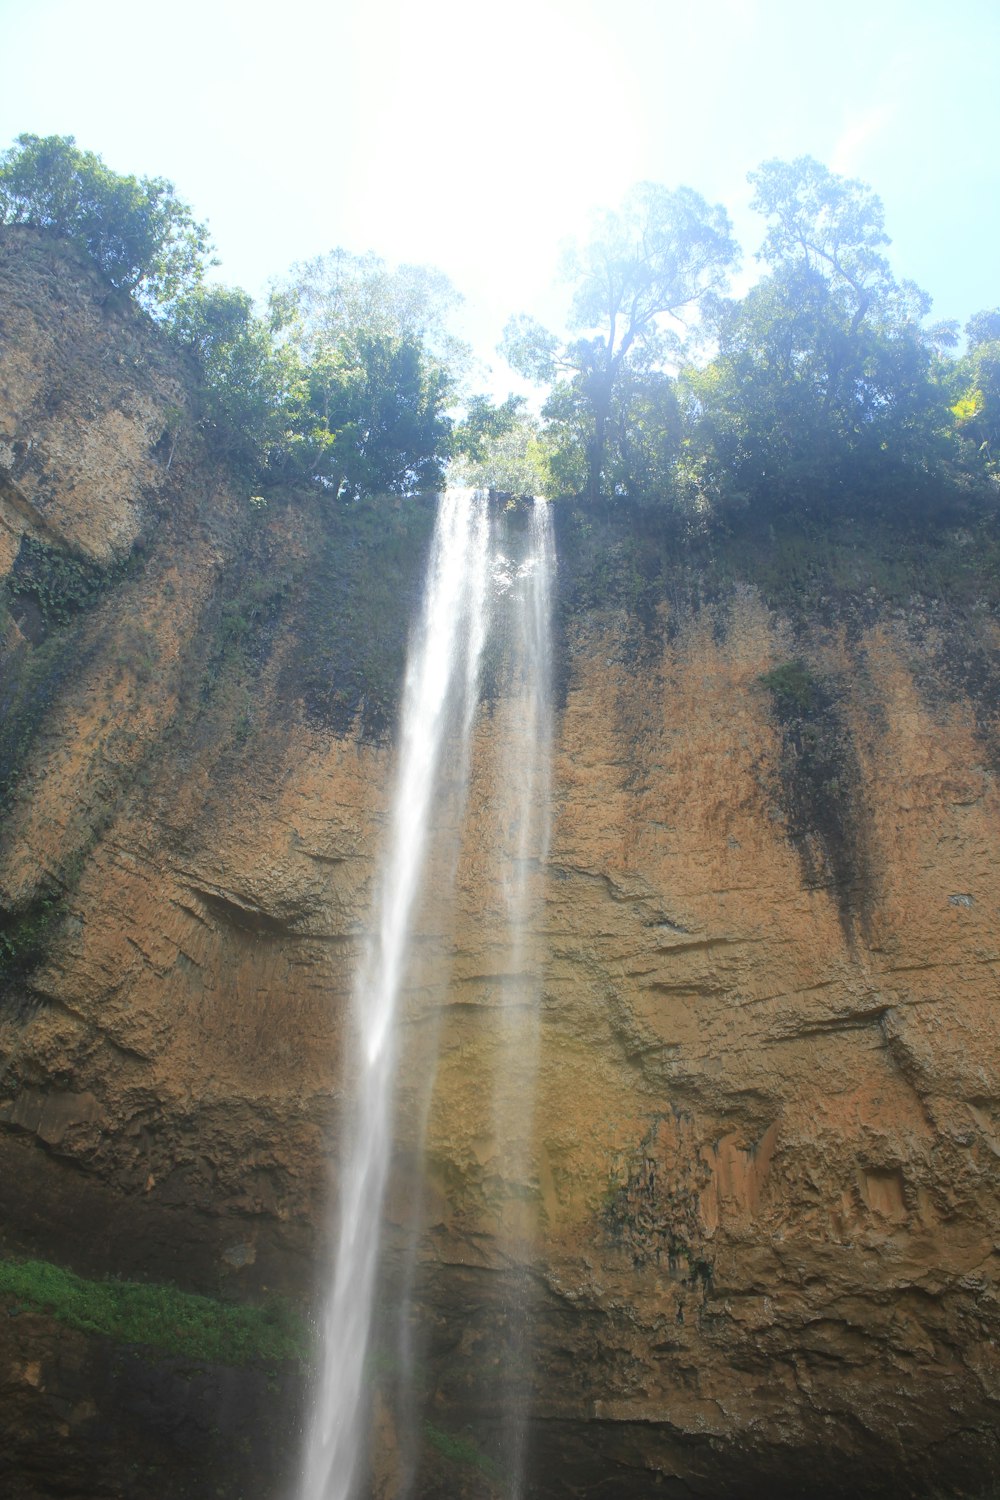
left=452, top=394, right=525, bottom=465
left=168, top=285, right=300, bottom=478
left=667, top=159, right=965, bottom=516
left=503, top=183, right=737, bottom=500
left=423, top=1421, right=501, bottom=1481
left=279, top=248, right=465, bottom=367
left=498, top=154, right=998, bottom=517
left=0, top=136, right=464, bottom=499
left=9, top=536, right=121, bottom=627
left=169, top=260, right=462, bottom=495
left=681, top=263, right=952, bottom=512
left=290, top=331, right=451, bottom=497
left=0, top=1256, right=308, bottom=1366
left=0, top=134, right=211, bottom=309
left=5, top=132, right=997, bottom=520
left=270, top=250, right=464, bottom=497
left=748, top=155, right=894, bottom=327
left=951, top=307, right=1000, bottom=469
left=450, top=395, right=550, bottom=495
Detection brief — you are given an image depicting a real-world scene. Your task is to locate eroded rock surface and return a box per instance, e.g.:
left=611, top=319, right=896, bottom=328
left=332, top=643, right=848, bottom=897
left=1, top=229, right=999, bottom=1498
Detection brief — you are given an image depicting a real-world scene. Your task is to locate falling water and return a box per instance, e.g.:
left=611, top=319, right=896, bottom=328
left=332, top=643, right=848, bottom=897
left=300, top=492, right=556, bottom=1500
left=299, top=490, right=491, bottom=1500
left=491, top=499, right=555, bottom=1496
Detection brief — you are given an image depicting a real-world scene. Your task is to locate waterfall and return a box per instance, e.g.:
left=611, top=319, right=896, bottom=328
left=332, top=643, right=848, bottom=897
left=299, top=490, right=491, bottom=1500
left=491, top=500, right=554, bottom=1497
left=300, top=491, right=555, bottom=1500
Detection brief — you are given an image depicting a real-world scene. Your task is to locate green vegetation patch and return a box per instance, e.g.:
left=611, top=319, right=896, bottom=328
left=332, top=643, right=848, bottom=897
left=10, top=535, right=124, bottom=629
left=0, top=624, right=91, bottom=815
left=0, top=535, right=129, bottom=816
left=0, top=889, right=63, bottom=982
left=0, top=1256, right=308, bottom=1367
left=758, top=658, right=819, bottom=714
left=556, top=494, right=1000, bottom=631
left=756, top=657, right=874, bottom=939
left=424, top=1421, right=501, bottom=1482
left=188, top=489, right=435, bottom=749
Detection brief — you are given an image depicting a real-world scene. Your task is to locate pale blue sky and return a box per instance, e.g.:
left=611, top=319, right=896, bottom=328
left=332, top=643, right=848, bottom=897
left=2, top=0, right=997, bottom=380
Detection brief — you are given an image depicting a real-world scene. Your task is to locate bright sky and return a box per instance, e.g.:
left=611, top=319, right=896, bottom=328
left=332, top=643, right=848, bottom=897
left=2, top=0, right=998, bottom=384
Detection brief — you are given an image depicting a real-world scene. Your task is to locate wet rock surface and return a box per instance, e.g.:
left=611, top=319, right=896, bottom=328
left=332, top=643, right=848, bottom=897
left=0, top=1303, right=304, bottom=1500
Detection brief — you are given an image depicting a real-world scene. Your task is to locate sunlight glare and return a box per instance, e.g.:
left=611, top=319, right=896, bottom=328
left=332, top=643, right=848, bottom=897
left=347, top=0, right=640, bottom=323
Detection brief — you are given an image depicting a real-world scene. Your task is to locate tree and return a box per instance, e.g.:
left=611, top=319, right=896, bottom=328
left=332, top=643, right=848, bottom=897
left=0, top=134, right=211, bottom=310
left=748, top=156, right=893, bottom=334
left=681, top=158, right=954, bottom=513
left=294, top=331, right=452, bottom=499
left=951, top=308, right=1000, bottom=470
left=606, top=365, right=684, bottom=503
left=276, top=248, right=468, bottom=379
left=273, top=252, right=462, bottom=499
left=450, top=396, right=550, bottom=496
left=452, top=394, right=525, bottom=466
left=503, top=183, right=737, bottom=500
left=168, top=286, right=302, bottom=478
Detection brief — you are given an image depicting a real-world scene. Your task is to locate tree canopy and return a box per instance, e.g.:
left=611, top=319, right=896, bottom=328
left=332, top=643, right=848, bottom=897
left=266, top=251, right=466, bottom=498
left=502, top=155, right=994, bottom=516
left=3, top=129, right=996, bottom=515
left=503, top=183, right=738, bottom=501
left=449, top=396, right=550, bottom=496
left=675, top=158, right=958, bottom=513
left=0, top=134, right=211, bottom=309
left=165, top=256, right=462, bottom=495
left=168, top=285, right=300, bottom=478
left=952, top=308, right=1000, bottom=469
left=748, top=155, right=893, bottom=328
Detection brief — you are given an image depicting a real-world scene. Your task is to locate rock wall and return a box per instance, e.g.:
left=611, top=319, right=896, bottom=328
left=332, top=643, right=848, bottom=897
left=1, top=228, right=999, bottom=1498
left=409, top=598, right=1000, bottom=1497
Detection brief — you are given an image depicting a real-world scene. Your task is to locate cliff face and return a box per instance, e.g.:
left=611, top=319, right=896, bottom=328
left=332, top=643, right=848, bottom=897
left=2, top=229, right=1000, bottom=1499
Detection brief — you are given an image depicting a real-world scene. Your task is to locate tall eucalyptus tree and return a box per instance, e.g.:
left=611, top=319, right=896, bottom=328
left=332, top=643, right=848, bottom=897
left=503, top=183, right=737, bottom=500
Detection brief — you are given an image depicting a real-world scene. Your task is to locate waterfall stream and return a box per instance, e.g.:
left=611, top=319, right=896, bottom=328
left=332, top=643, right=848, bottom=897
left=491, top=500, right=554, bottom=1496
left=300, top=491, right=554, bottom=1500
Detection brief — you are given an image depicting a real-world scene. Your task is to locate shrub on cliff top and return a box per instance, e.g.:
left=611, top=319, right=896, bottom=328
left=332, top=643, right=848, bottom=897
left=0, top=133, right=212, bottom=310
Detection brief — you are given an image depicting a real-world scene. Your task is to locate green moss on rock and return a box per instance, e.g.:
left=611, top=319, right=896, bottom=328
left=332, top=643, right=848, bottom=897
left=0, top=1255, right=309, bottom=1367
